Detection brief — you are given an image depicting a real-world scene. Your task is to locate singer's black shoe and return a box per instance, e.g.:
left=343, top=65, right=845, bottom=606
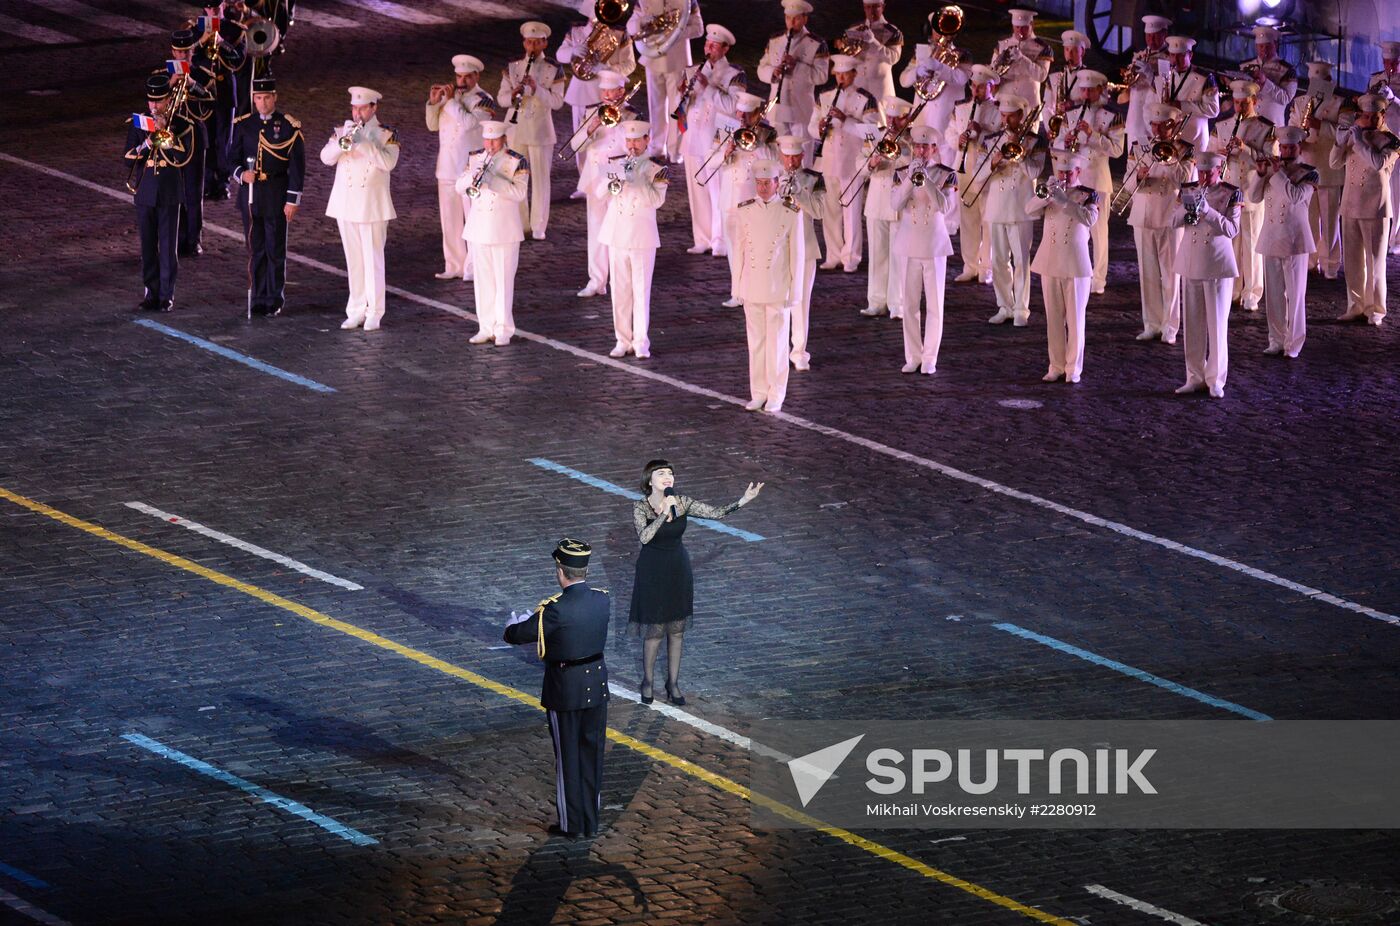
left=665, top=680, right=686, bottom=707
left=640, top=680, right=654, bottom=704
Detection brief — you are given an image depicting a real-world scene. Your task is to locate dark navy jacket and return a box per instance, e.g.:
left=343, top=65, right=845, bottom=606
left=125, top=116, right=194, bottom=207
left=226, top=111, right=306, bottom=215
left=504, top=583, right=611, bottom=712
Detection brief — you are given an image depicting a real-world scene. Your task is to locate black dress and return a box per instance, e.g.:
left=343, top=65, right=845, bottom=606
left=627, top=495, right=742, bottom=639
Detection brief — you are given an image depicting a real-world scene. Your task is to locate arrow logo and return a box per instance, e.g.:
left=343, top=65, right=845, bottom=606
left=788, top=734, right=864, bottom=807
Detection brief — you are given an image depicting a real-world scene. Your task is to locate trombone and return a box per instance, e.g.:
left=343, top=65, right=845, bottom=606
left=1110, top=121, right=1183, bottom=215
left=696, top=122, right=763, bottom=186
left=960, top=101, right=1041, bottom=207
left=556, top=79, right=641, bottom=159
left=838, top=124, right=906, bottom=207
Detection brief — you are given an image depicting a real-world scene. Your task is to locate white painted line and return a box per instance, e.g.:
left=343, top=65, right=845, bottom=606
left=125, top=502, right=364, bottom=591
left=0, top=889, right=72, bottom=926
left=0, top=13, right=77, bottom=44
left=23, top=0, right=164, bottom=35
left=1084, top=884, right=1207, bottom=926
left=335, top=0, right=451, bottom=24
left=292, top=5, right=363, bottom=28
left=608, top=682, right=796, bottom=765
left=6, top=151, right=1397, bottom=631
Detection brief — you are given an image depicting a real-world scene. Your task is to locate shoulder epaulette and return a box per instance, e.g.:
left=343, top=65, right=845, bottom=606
left=650, top=155, right=667, bottom=166
left=234, top=112, right=251, bottom=123
left=801, top=167, right=821, bottom=178
left=856, top=88, right=878, bottom=107
left=591, top=587, right=609, bottom=594
left=285, top=114, right=301, bottom=129
left=506, top=147, right=526, bottom=161
left=1219, top=181, right=1239, bottom=192
left=469, top=147, right=484, bottom=156
left=608, top=152, right=627, bottom=159
left=534, top=592, right=563, bottom=613
left=738, top=197, right=756, bottom=207
left=1381, top=131, right=1400, bottom=149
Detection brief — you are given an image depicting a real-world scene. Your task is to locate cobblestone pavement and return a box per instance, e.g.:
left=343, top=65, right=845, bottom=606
left=1, top=2, right=1398, bottom=925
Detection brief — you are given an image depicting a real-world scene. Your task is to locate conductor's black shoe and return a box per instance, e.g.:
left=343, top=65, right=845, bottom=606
left=157, top=299, right=173, bottom=313
left=547, top=825, right=580, bottom=840
left=266, top=303, right=282, bottom=317
left=138, top=298, right=158, bottom=312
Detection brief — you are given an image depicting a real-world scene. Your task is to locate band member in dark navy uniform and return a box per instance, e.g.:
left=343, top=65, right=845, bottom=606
left=227, top=76, right=305, bottom=317
left=125, top=73, right=195, bottom=312
left=200, top=17, right=248, bottom=198
left=169, top=27, right=217, bottom=255
left=504, top=538, right=611, bottom=840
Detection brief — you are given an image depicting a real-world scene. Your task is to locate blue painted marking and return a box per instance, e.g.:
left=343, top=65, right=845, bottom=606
left=133, top=319, right=336, bottom=394
left=528, top=458, right=765, bottom=542
left=121, top=733, right=378, bottom=846
left=0, top=862, right=49, bottom=891
left=992, top=622, right=1273, bottom=722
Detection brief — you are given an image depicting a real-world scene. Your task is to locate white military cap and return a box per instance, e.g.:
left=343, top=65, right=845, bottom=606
left=1061, top=30, right=1089, bottom=49
left=481, top=120, right=508, bottom=139
left=830, top=54, right=858, bottom=73
left=1009, top=8, right=1036, bottom=26
left=776, top=134, right=805, bottom=155
left=969, top=64, right=999, bottom=84
left=1230, top=79, right=1259, bottom=99
left=1165, top=36, right=1196, bottom=54
left=735, top=91, right=764, bottom=113
left=577, top=0, right=594, bottom=17
left=1146, top=101, right=1181, bottom=123
left=348, top=86, right=382, bottom=105
left=1195, top=150, right=1225, bottom=170
left=1381, top=41, right=1400, bottom=59
left=908, top=124, right=939, bottom=145
left=1142, top=15, right=1171, bottom=33
left=452, top=55, right=484, bottom=75
left=1078, top=69, right=1107, bottom=88
left=597, top=69, right=626, bottom=89
left=706, top=23, right=736, bottom=45
left=1051, top=148, right=1088, bottom=171
left=751, top=159, right=781, bottom=180
left=621, top=119, right=651, bottom=138
left=1305, top=61, right=1332, bottom=79
left=1252, top=25, right=1280, bottom=44
left=1357, top=93, right=1386, bottom=113
left=997, top=93, right=1027, bottom=114
left=521, top=21, right=551, bottom=39
left=883, top=96, right=913, bottom=117
left=782, top=0, right=813, bottom=14
left=1275, top=125, right=1306, bottom=144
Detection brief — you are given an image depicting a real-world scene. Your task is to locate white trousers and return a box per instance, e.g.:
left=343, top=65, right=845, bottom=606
left=684, top=156, right=721, bottom=250
left=821, top=176, right=863, bottom=268
left=609, top=246, right=655, bottom=354
left=1042, top=275, right=1090, bottom=378
left=744, top=301, right=792, bottom=410
left=470, top=241, right=520, bottom=341
left=1342, top=217, right=1390, bottom=319
left=988, top=221, right=1034, bottom=320
left=1390, top=168, right=1400, bottom=249
left=789, top=258, right=816, bottom=366
left=900, top=255, right=947, bottom=372
left=570, top=104, right=589, bottom=184
left=336, top=218, right=388, bottom=323
left=1232, top=203, right=1264, bottom=309
left=645, top=68, right=683, bottom=160
left=1180, top=277, right=1231, bottom=390
left=1090, top=200, right=1109, bottom=291
left=436, top=181, right=468, bottom=277
left=956, top=186, right=988, bottom=276
left=516, top=143, right=551, bottom=236
left=1132, top=225, right=1182, bottom=339
left=584, top=192, right=610, bottom=288
left=1262, top=253, right=1308, bottom=356
left=1310, top=186, right=1342, bottom=274
left=865, top=215, right=902, bottom=311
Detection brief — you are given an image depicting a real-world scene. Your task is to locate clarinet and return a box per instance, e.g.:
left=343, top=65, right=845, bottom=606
left=507, top=53, right=537, bottom=125
left=771, top=29, right=796, bottom=107
left=814, top=87, right=843, bottom=159
left=671, top=63, right=703, bottom=122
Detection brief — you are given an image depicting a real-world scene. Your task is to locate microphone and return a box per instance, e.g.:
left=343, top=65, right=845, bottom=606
left=663, top=486, right=676, bottom=522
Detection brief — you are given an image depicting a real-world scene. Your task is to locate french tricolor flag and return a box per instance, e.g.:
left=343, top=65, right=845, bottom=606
left=166, top=59, right=190, bottom=78
left=196, top=15, right=220, bottom=37
left=132, top=113, right=161, bottom=132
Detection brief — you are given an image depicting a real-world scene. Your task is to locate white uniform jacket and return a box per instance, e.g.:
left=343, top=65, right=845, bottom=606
left=456, top=149, right=529, bottom=243
left=1170, top=182, right=1241, bottom=279
left=497, top=56, right=566, bottom=145
left=426, top=88, right=497, bottom=181
left=321, top=115, right=399, bottom=222
left=1027, top=185, right=1099, bottom=277
left=733, top=196, right=803, bottom=304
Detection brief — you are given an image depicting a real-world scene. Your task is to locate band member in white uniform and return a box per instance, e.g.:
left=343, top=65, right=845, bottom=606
left=1247, top=125, right=1317, bottom=358
left=758, top=0, right=829, bottom=164
left=991, top=9, right=1051, bottom=111
left=1169, top=150, right=1240, bottom=399
left=1243, top=25, right=1298, bottom=127
left=557, top=0, right=637, bottom=195
left=571, top=70, right=636, bottom=298
left=598, top=121, right=668, bottom=357
left=427, top=55, right=493, bottom=282
left=898, top=16, right=968, bottom=157
left=734, top=160, right=803, bottom=413
left=1117, top=16, right=1170, bottom=151
left=891, top=126, right=956, bottom=374
left=1369, top=41, right=1400, bottom=253
left=982, top=94, right=1044, bottom=326
left=627, top=0, right=704, bottom=161
left=717, top=93, right=780, bottom=307
left=1217, top=79, right=1266, bottom=313
left=776, top=134, right=823, bottom=370
left=1331, top=94, right=1399, bottom=326
left=1128, top=102, right=1195, bottom=344
left=1043, top=30, right=1089, bottom=135
left=858, top=96, right=912, bottom=319
left=1296, top=62, right=1343, bottom=279
left=1027, top=149, right=1098, bottom=383
left=810, top=54, right=879, bottom=272
left=839, top=0, right=902, bottom=102
left=322, top=86, right=399, bottom=331
left=1154, top=36, right=1218, bottom=155
left=457, top=121, right=528, bottom=345
left=499, top=22, right=565, bottom=239
left=1053, top=71, right=1121, bottom=294
left=679, top=24, right=745, bottom=255
left=948, top=65, right=999, bottom=283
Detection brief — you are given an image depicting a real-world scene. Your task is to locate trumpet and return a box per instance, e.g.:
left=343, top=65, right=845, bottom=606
left=1033, top=177, right=1064, bottom=199
left=779, top=174, right=798, bottom=209
left=909, top=168, right=927, bottom=187
left=338, top=120, right=363, bottom=151
left=1180, top=182, right=1204, bottom=225
left=464, top=151, right=494, bottom=198
left=607, top=156, right=637, bottom=194
left=833, top=24, right=870, bottom=57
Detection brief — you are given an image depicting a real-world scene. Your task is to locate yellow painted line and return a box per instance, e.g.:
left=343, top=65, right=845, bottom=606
left=1, top=485, right=1073, bottom=925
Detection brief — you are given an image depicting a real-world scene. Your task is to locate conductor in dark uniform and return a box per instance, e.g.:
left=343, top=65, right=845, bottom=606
left=227, top=76, right=305, bottom=317
left=504, top=538, right=611, bottom=839
left=125, top=73, right=195, bottom=313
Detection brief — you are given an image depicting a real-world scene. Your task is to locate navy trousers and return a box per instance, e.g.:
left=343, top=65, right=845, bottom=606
left=137, top=203, right=181, bottom=303
left=547, top=704, right=607, bottom=836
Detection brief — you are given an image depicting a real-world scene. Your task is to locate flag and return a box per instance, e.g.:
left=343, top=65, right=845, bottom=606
left=195, top=15, right=220, bottom=37
left=132, top=113, right=161, bottom=132
left=166, top=59, right=190, bottom=77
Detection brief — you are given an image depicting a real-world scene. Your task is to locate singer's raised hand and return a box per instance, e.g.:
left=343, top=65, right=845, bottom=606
left=740, top=481, right=764, bottom=505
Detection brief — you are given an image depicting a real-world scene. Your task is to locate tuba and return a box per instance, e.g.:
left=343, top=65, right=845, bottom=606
left=912, top=6, right=963, bottom=103
left=244, top=16, right=280, bottom=58
left=635, top=0, right=692, bottom=59
left=572, top=0, right=633, bottom=80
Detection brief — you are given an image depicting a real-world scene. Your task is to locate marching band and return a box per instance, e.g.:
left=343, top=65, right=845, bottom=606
left=123, top=2, right=1400, bottom=408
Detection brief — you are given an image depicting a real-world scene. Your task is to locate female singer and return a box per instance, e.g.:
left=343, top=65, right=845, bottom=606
left=628, top=459, right=763, bottom=705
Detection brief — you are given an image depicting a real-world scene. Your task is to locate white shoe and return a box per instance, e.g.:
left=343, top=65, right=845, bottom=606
left=1208, top=386, right=1224, bottom=399
left=860, top=306, right=888, bottom=317
left=1091, top=284, right=1105, bottom=295
left=763, top=403, right=783, bottom=413
left=1368, top=313, right=1384, bottom=326
left=900, top=362, right=919, bottom=373
left=1042, top=370, right=1063, bottom=382
left=1285, top=350, right=1299, bottom=359
left=987, top=309, right=1012, bottom=325
left=1337, top=309, right=1365, bottom=321
left=920, top=364, right=936, bottom=375
left=634, top=351, right=650, bottom=360
left=495, top=335, right=512, bottom=346
left=819, top=261, right=840, bottom=270
left=1012, top=314, right=1030, bottom=327
left=744, top=398, right=764, bottom=411
left=686, top=245, right=708, bottom=254
left=889, top=310, right=903, bottom=320
left=532, top=231, right=546, bottom=240
left=462, top=271, right=474, bottom=282
left=363, top=317, right=381, bottom=332
left=842, top=263, right=859, bottom=273
left=1066, top=373, right=1080, bottom=383
left=954, top=270, right=978, bottom=283
left=722, top=297, right=742, bottom=308
left=1161, top=334, right=1177, bottom=345
left=979, top=274, right=993, bottom=285
left=340, top=317, right=363, bottom=330
left=792, top=359, right=809, bottom=371
left=711, top=248, right=727, bottom=258
left=1263, top=345, right=1283, bottom=355
left=469, top=331, right=493, bottom=344
left=434, top=270, right=458, bottom=280
left=609, top=344, right=627, bottom=357
left=1243, top=301, right=1259, bottom=312
left=1174, top=380, right=1204, bottom=394
left=577, top=283, right=602, bottom=298
left=1135, top=329, right=1159, bottom=341
left=569, top=190, right=585, bottom=200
